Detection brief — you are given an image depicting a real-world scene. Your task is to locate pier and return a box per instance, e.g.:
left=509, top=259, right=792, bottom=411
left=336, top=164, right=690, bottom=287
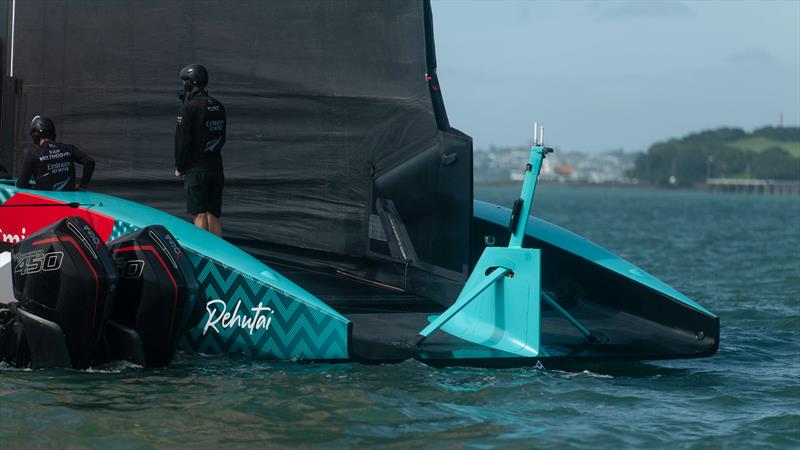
left=706, top=178, right=800, bottom=194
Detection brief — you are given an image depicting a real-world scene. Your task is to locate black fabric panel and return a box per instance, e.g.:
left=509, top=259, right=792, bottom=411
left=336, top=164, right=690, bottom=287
left=9, top=0, right=472, bottom=302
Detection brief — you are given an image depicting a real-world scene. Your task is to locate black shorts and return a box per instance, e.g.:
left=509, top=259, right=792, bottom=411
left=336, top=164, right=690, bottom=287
left=184, top=171, right=224, bottom=217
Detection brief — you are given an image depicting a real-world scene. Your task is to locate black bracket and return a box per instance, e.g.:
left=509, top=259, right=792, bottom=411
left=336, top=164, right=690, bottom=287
left=508, top=197, right=524, bottom=233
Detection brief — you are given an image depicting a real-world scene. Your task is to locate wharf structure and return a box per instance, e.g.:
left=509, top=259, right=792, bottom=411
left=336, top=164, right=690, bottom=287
left=706, top=178, right=800, bottom=194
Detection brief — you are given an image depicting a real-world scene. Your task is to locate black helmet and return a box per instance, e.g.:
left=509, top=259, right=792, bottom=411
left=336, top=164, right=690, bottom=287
left=180, top=64, right=208, bottom=89
left=30, top=115, right=56, bottom=144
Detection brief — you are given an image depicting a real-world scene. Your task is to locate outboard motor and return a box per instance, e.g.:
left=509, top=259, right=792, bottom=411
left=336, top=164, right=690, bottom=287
left=0, top=217, right=117, bottom=369
left=107, top=225, right=198, bottom=366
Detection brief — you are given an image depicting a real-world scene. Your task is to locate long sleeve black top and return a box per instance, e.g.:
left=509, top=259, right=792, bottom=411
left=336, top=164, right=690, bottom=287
left=174, top=90, right=226, bottom=173
left=15, top=141, right=95, bottom=191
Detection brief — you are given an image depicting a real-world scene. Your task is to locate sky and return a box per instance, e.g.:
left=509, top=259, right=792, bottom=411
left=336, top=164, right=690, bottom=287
left=431, top=0, right=800, bottom=152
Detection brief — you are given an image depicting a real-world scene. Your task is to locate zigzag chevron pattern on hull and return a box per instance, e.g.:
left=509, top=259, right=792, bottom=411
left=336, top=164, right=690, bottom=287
left=109, top=220, right=140, bottom=241
left=179, top=250, right=350, bottom=360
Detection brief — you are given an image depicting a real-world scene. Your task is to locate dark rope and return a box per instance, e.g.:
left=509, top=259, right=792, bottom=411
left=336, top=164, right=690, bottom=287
left=0, top=202, right=91, bottom=208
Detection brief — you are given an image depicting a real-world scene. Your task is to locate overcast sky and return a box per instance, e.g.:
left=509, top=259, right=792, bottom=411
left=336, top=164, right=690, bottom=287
left=431, top=0, right=800, bottom=152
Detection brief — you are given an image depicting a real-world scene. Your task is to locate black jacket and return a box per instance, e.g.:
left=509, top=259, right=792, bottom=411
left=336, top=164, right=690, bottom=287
left=174, top=90, right=226, bottom=173
left=15, top=141, right=95, bottom=191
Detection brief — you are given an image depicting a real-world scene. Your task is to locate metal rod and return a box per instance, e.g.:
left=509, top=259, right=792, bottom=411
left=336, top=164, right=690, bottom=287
left=0, top=202, right=84, bottom=208
left=533, top=122, right=538, bottom=144
left=541, top=291, right=592, bottom=339
left=416, top=266, right=511, bottom=345
left=10, top=0, right=16, bottom=77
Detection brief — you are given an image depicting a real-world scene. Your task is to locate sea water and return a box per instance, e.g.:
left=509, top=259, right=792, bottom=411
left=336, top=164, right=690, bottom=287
left=1, top=186, right=798, bottom=449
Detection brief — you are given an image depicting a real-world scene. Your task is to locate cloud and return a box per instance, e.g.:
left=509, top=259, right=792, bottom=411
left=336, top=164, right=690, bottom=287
left=590, top=1, right=694, bottom=20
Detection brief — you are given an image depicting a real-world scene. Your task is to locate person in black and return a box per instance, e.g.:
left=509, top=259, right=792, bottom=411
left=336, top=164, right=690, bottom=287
left=174, top=64, right=226, bottom=237
left=16, top=116, right=95, bottom=191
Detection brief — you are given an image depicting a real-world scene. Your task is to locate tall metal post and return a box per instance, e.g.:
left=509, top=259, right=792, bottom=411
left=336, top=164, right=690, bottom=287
left=509, top=124, right=551, bottom=248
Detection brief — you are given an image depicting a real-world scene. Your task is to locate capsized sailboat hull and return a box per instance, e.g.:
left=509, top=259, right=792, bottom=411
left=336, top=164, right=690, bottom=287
left=469, top=200, right=719, bottom=362
left=0, top=182, right=718, bottom=366
left=327, top=205, right=718, bottom=368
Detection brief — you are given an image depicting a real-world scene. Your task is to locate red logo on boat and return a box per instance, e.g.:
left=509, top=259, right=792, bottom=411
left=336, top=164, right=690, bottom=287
left=0, top=193, right=115, bottom=245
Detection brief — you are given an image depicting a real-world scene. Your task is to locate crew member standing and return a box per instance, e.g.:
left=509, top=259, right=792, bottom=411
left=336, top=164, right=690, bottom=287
left=16, top=116, right=95, bottom=191
left=174, top=64, right=226, bottom=237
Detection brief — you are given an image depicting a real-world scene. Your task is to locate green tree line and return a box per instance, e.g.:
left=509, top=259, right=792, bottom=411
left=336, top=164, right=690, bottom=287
left=629, top=126, right=800, bottom=187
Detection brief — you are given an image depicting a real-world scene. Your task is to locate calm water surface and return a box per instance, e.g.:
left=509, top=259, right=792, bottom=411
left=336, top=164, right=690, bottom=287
left=1, top=186, right=798, bottom=449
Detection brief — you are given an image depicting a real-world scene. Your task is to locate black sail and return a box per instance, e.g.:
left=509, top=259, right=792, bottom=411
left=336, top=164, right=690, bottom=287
left=1, top=0, right=473, bottom=303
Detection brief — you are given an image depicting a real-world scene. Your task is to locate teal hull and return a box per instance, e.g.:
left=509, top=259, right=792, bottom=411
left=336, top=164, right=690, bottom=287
left=0, top=184, right=350, bottom=360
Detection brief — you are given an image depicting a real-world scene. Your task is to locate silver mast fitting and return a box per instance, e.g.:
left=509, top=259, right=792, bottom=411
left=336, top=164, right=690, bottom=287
left=533, top=122, right=544, bottom=146
left=533, top=122, right=544, bottom=147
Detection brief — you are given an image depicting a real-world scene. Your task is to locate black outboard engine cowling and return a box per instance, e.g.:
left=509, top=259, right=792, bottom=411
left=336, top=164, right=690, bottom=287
left=11, top=216, right=117, bottom=369
left=108, top=225, right=198, bottom=366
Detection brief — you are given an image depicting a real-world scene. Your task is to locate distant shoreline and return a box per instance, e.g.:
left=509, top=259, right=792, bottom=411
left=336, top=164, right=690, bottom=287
left=474, top=180, right=800, bottom=194
left=475, top=180, right=642, bottom=189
